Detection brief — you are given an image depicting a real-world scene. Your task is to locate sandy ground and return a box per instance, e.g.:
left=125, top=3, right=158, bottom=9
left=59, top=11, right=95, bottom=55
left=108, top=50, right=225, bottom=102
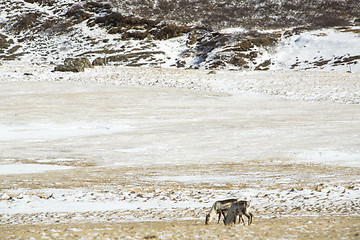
left=0, top=66, right=360, bottom=239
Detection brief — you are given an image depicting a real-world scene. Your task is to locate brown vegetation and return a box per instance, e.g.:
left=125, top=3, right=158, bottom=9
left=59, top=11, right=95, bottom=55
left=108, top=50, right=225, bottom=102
left=12, top=12, right=42, bottom=33
left=151, top=24, right=190, bottom=40
left=110, top=0, right=359, bottom=30
left=65, top=5, right=92, bottom=24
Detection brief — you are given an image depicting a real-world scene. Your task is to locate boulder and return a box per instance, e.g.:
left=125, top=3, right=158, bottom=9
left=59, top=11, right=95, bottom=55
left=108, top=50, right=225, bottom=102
left=64, top=57, right=93, bottom=68
left=255, top=59, right=271, bottom=71
left=54, top=57, right=93, bottom=72
left=355, top=18, right=360, bottom=26
left=176, top=59, right=186, bottom=68
left=0, top=34, right=11, bottom=52
left=92, top=57, right=106, bottom=66
left=54, top=64, right=84, bottom=72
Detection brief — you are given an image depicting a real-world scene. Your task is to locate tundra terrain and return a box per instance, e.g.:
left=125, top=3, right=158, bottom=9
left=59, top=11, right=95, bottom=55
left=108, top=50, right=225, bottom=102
left=0, top=65, right=359, bottom=239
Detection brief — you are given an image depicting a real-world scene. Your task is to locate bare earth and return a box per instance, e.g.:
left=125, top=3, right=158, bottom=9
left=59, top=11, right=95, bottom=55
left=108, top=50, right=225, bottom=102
left=0, top=66, right=359, bottom=239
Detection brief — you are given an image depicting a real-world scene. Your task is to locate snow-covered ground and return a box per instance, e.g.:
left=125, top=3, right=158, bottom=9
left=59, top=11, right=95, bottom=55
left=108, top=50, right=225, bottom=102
left=0, top=63, right=359, bottom=225
left=1, top=62, right=360, bottom=103
left=272, top=28, right=360, bottom=72
left=1, top=185, right=359, bottom=223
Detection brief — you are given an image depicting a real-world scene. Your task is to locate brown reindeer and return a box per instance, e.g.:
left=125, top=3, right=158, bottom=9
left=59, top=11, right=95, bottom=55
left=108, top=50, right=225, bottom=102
left=205, top=198, right=245, bottom=224
left=224, top=200, right=253, bottom=225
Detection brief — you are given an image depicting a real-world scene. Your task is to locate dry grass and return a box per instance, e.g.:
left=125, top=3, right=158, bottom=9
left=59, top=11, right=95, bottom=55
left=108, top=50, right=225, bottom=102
left=1, top=216, right=359, bottom=239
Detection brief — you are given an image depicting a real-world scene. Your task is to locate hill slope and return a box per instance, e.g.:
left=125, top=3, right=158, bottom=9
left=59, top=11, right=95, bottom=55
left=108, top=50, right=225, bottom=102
left=0, top=0, right=360, bottom=71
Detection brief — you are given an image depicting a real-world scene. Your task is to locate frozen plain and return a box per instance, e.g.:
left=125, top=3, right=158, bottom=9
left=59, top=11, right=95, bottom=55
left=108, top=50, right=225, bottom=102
left=0, top=63, right=360, bottom=239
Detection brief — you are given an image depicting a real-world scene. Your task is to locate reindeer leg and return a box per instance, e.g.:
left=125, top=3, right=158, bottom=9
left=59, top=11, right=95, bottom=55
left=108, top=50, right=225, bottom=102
left=224, top=210, right=234, bottom=226
left=233, top=210, right=240, bottom=226
left=243, top=212, right=252, bottom=225
left=239, top=214, right=245, bottom=225
left=221, top=210, right=228, bottom=223
left=224, top=210, right=230, bottom=225
left=217, top=211, right=221, bottom=224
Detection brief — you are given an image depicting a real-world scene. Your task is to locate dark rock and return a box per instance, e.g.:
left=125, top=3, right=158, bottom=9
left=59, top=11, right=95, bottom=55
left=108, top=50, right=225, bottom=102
left=107, top=55, right=128, bottom=62
left=64, top=57, right=93, bottom=68
left=187, top=32, right=198, bottom=45
left=0, top=34, right=11, bottom=52
left=176, top=60, right=186, bottom=68
left=255, top=60, right=271, bottom=71
left=230, top=56, right=247, bottom=67
left=107, top=51, right=164, bottom=63
left=208, top=60, right=226, bottom=69
left=355, top=18, right=360, bottom=26
left=54, top=64, right=84, bottom=72
left=92, top=57, right=106, bottom=66
left=54, top=57, right=93, bottom=72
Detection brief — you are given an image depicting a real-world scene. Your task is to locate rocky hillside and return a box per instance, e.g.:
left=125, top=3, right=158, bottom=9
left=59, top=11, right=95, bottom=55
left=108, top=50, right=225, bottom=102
left=0, top=0, right=359, bottom=71
left=110, top=0, right=359, bottom=30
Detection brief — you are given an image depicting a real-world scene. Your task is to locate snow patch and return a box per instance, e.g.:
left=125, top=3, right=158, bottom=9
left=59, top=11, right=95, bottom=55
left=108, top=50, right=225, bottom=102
left=294, top=149, right=360, bottom=168
left=0, top=164, right=73, bottom=175
left=220, top=27, right=247, bottom=34
left=273, top=29, right=360, bottom=72
left=0, top=122, right=133, bottom=141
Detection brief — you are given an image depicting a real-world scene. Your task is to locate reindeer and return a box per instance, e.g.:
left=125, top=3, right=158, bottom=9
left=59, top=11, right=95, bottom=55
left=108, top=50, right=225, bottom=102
left=224, top=200, right=253, bottom=226
left=205, top=198, right=243, bottom=225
